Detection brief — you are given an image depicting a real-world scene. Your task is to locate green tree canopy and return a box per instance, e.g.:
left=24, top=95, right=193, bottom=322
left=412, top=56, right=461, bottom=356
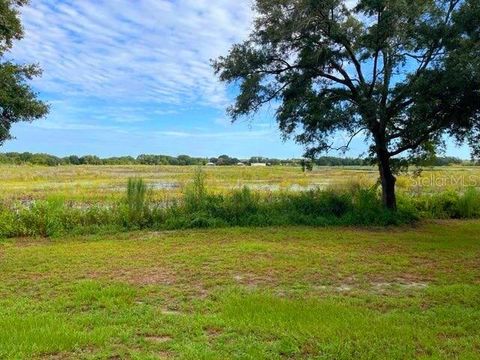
left=0, top=0, right=48, bottom=146
left=214, top=0, right=480, bottom=209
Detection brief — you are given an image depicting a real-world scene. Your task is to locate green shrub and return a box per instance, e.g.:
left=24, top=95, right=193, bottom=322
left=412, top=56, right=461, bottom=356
left=0, top=209, right=18, bottom=238
left=124, top=178, right=151, bottom=228
left=17, top=199, right=66, bottom=237
left=413, top=191, right=460, bottom=219
left=0, top=172, right=479, bottom=239
left=208, top=187, right=260, bottom=225
left=184, top=167, right=207, bottom=212
left=455, top=188, right=480, bottom=218
left=322, top=191, right=352, bottom=217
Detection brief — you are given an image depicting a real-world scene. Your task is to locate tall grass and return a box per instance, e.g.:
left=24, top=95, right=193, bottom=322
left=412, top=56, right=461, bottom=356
left=411, top=187, right=480, bottom=219
left=0, top=170, right=479, bottom=238
left=125, top=177, right=149, bottom=227
left=184, top=167, right=207, bottom=212
left=456, top=188, right=480, bottom=218
left=157, top=170, right=416, bottom=228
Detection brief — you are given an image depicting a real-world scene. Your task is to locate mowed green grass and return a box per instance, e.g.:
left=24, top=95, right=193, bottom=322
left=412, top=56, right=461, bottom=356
left=1, top=221, right=479, bottom=359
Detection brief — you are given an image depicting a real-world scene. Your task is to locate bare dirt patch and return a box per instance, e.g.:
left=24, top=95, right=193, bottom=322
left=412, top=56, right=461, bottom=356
left=161, top=307, right=182, bottom=316
left=144, top=335, right=173, bottom=343
left=232, top=271, right=278, bottom=289
left=204, top=326, right=223, bottom=340
left=86, top=267, right=177, bottom=286
left=155, top=351, right=173, bottom=359
left=372, top=281, right=428, bottom=290
left=123, top=269, right=176, bottom=286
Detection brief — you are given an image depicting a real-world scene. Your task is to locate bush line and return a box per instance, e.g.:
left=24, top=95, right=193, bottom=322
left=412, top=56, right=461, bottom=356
left=0, top=170, right=479, bottom=238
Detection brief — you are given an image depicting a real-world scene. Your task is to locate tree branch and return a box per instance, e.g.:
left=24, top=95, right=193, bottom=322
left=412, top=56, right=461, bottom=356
left=368, top=10, right=384, bottom=98
left=388, top=123, right=445, bottom=157
left=327, top=127, right=367, bottom=152
left=387, top=0, right=460, bottom=114
left=342, top=42, right=366, bottom=86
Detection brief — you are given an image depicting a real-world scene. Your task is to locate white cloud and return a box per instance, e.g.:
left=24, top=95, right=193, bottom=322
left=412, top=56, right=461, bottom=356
left=32, top=119, right=119, bottom=131
left=214, top=117, right=233, bottom=127
left=154, top=129, right=273, bottom=139
left=11, top=0, right=253, bottom=109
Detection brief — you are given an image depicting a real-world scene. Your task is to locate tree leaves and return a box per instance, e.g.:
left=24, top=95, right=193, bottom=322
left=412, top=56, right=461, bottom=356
left=0, top=0, right=48, bottom=145
left=214, top=0, right=480, bottom=161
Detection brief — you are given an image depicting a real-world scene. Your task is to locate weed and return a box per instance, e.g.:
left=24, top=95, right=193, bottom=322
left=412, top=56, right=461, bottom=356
left=0, top=172, right=479, bottom=238
left=124, top=178, right=150, bottom=228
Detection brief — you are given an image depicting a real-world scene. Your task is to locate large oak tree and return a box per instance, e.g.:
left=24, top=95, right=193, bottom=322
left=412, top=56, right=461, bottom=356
left=213, top=0, right=480, bottom=209
left=0, top=0, right=48, bottom=146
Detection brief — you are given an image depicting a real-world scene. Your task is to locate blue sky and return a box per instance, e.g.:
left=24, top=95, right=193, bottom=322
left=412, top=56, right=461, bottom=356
left=3, top=0, right=471, bottom=159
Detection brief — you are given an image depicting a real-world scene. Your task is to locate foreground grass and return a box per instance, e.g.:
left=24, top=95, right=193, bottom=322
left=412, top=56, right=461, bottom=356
left=1, top=221, right=479, bottom=359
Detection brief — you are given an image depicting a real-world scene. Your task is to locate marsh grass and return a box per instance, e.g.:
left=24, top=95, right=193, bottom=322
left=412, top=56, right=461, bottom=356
left=124, top=177, right=150, bottom=227
left=455, top=187, right=480, bottom=218
left=409, top=187, right=480, bottom=219
left=127, top=178, right=147, bottom=212
left=0, top=170, right=480, bottom=238
left=184, top=167, right=207, bottom=212
left=1, top=164, right=479, bottom=205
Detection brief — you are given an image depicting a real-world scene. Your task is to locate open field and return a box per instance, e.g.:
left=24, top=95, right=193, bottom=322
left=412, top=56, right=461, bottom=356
left=1, top=165, right=480, bottom=204
left=1, top=221, right=479, bottom=359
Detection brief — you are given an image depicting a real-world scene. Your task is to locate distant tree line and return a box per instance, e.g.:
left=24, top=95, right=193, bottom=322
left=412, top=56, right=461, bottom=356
left=0, top=152, right=471, bottom=167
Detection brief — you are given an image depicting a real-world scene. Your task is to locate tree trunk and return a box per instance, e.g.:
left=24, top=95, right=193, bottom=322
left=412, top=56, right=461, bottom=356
left=377, top=150, right=397, bottom=210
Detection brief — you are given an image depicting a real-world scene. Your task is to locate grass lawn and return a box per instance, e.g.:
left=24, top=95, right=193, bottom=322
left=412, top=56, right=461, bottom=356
left=1, top=221, right=479, bottom=359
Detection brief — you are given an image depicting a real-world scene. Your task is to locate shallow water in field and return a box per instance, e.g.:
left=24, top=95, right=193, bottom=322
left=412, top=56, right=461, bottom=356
left=150, top=182, right=181, bottom=190
left=2, top=165, right=479, bottom=204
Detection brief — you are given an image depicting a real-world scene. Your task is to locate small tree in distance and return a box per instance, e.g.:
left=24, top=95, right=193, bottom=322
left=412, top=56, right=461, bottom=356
left=213, top=0, right=480, bottom=209
left=0, top=0, right=49, bottom=146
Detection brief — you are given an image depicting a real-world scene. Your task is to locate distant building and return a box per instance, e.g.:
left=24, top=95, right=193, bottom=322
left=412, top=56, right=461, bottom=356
left=237, top=162, right=246, bottom=166
left=251, top=163, right=267, bottom=167
left=206, top=162, right=216, bottom=166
